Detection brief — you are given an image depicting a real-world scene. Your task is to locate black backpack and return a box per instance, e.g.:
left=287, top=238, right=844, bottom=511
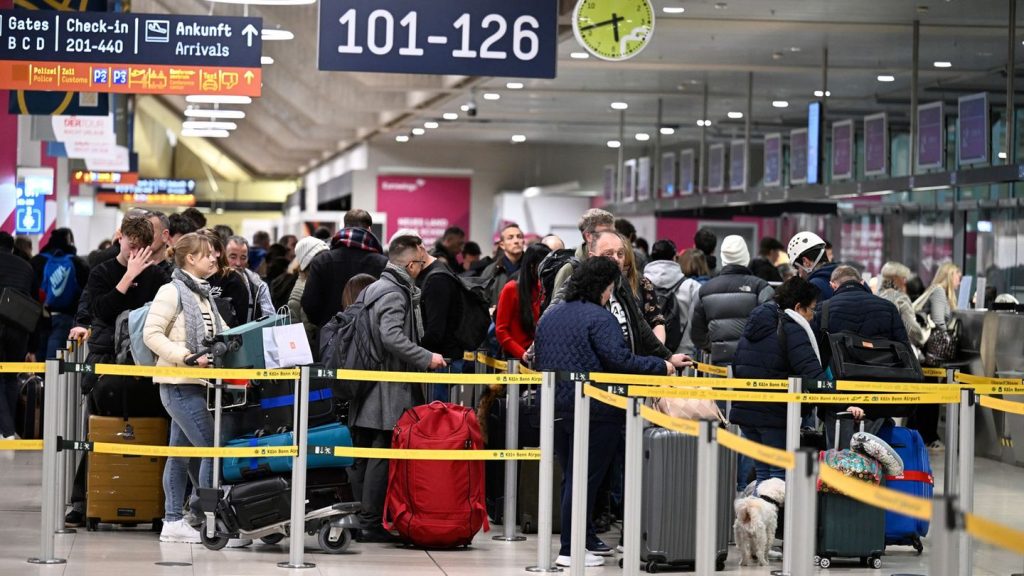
left=820, top=300, right=923, bottom=384
left=537, top=248, right=579, bottom=312
left=653, top=278, right=686, bottom=352
left=424, top=266, right=491, bottom=352
left=319, top=290, right=389, bottom=401
left=270, top=273, right=297, bottom=312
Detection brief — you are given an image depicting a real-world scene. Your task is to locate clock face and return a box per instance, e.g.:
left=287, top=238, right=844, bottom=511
left=573, top=0, right=655, bottom=62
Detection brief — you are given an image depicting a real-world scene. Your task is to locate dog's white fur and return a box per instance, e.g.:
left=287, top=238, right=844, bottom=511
left=733, top=478, right=786, bottom=567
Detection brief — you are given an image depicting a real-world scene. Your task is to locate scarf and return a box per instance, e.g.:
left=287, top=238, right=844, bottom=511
left=331, top=227, right=383, bottom=254
left=172, top=268, right=223, bottom=355
left=385, top=263, right=424, bottom=340
left=784, top=308, right=821, bottom=365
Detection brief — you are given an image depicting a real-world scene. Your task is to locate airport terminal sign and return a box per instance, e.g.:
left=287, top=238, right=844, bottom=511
left=0, top=10, right=263, bottom=96
left=318, top=0, right=557, bottom=78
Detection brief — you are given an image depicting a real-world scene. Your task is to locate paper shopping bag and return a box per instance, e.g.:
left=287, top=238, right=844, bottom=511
left=262, top=323, right=314, bottom=368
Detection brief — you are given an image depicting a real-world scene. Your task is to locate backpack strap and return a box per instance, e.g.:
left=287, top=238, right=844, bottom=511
left=821, top=299, right=831, bottom=336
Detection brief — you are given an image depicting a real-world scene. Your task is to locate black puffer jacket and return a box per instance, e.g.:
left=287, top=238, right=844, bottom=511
left=813, top=281, right=910, bottom=349
left=690, top=264, right=774, bottom=364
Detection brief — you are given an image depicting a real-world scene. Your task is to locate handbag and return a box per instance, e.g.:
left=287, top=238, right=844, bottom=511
left=262, top=322, right=314, bottom=368
left=0, top=287, right=42, bottom=333
left=923, top=317, right=959, bottom=367
left=652, top=395, right=725, bottom=422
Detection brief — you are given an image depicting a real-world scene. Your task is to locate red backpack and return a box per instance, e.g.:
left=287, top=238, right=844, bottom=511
left=384, top=401, right=489, bottom=547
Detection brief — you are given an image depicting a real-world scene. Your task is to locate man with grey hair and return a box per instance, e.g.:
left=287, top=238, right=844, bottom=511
left=813, top=263, right=909, bottom=355
left=877, top=261, right=928, bottom=351
left=550, top=208, right=615, bottom=298
left=226, top=235, right=275, bottom=322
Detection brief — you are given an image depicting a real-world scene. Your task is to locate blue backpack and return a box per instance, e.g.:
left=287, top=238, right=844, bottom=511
left=41, top=252, right=79, bottom=310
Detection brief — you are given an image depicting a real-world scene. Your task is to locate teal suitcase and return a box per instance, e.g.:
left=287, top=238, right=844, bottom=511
left=218, top=314, right=289, bottom=369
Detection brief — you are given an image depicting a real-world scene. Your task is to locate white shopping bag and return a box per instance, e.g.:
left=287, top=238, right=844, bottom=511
left=262, top=323, right=314, bottom=368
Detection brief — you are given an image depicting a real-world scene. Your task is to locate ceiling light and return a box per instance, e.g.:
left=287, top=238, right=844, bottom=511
left=570, top=51, right=590, bottom=59
left=411, top=128, right=426, bottom=136
left=662, top=6, right=685, bottom=13
left=611, top=102, right=629, bottom=110
left=506, top=82, right=524, bottom=90
left=999, top=152, right=1008, bottom=159
left=635, top=132, right=650, bottom=141
left=180, top=129, right=230, bottom=138
left=483, top=92, right=501, bottom=101
left=424, top=121, right=439, bottom=129
left=727, top=111, right=744, bottom=119
left=934, top=61, right=952, bottom=68
left=261, top=29, right=294, bottom=41
left=877, top=75, right=896, bottom=82
left=772, top=100, right=789, bottom=108
left=789, top=46, right=801, bottom=52
left=261, top=56, right=274, bottom=65
left=443, top=112, right=459, bottom=121
left=511, top=134, right=526, bottom=143
left=697, top=119, right=712, bottom=127
left=660, top=127, right=675, bottom=135
left=184, top=108, right=246, bottom=119
left=714, top=2, right=727, bottom=8
left=607, top=140, right=621, bottom=149
left=813, top=90, right=831, bottom=97
left=182, top=120, right=238, bottom=130
left=395, top=135, right=410, bottom=143
left=185, top=95, right=251, bottom=105
left=460, top=104, right=470, bottom=112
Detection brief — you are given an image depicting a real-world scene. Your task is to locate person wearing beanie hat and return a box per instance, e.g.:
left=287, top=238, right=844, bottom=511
left=295, top=236, right=328, bottom=272
left=719, top=235, right=751, bottom=268
left=288, top=236, right=330, bottom=346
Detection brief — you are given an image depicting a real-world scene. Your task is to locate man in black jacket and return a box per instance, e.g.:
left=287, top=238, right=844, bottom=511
left=302, top=209, right=388, bottom=328
left=0, top=232, right=38, bottom=446
left=417, top=240, right=465, bottom=401
left=691, top=235, right=774, bottom=365
left=430, top=226, right=466, bottom=273
left=480, top=223, right=525, bottom=306
left=750, top=237, right=784, bottom=282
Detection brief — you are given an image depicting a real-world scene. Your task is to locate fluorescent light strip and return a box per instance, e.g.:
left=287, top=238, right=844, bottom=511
left=262, top=29, right=295, bottom=41
left=727, top=111, right=743, bottom=119
left=483, top=93, right=501, bottom=101
left=185, top=95, right=252, bottom=105
left=506, top=82, right=524, bottom=90
left=635, top=133, right=650, bottom=141
left=184, top=109, right=246, bottom=119
left=663, top=6, right=685, bottom=13
left=412, top=128, right=425, bottom=136
left=607, top=140, right=621, bottom=148
left=396, top=135, right=410, bottom=143
left=660, top=127, right=675, bottom=135
left=182, top=121, right=238, bottom=130
left=611, top=102, right=628, bottom=110
left=877, top=75, right=895, bottom=82
left=570, top=52, right=590, bottom=59
left=443, top=112, right=459, bottom=121
left=772, top=100, right=789, bottom=108
left=181, top=129, right=230, bottom=138
left=511, top=134, right=526, bottom=143
left=424, top=121, right=439, bottom=129
left=261, top=56, right=275, bottom=65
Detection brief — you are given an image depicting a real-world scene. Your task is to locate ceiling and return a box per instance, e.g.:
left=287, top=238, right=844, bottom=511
left=134, top=0, right=1021, bottom=180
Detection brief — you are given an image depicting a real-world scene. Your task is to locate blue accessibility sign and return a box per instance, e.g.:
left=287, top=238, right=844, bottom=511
left=14, top=183, right=45, bottom=235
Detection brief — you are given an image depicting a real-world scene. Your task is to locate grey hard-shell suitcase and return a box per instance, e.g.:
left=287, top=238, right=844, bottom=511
left=640, top=426, right=734, bottom=572
left=815, top=415, right=885, bottom=570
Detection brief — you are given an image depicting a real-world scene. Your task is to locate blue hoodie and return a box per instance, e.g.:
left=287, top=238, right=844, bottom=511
left=808, top=263, right=838, bottom=301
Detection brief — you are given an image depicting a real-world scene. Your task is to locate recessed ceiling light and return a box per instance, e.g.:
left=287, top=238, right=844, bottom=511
left=663, top=6, right=685, bottom=13
left=460, top=104, right=470, bottom=112
left=180, top=129, right=230, bottom=138
left=185, top=95, right=252, bottom=105
left=813, top=90, right=832, bottom=97
left=660, top=127, right=676, bottom=135
left=611, top=102, right=629, bottom=110
left=412, top=127, right=426, bottom=136
left=789, top=46, right=801, bottom=52
left=877, top=75, right=896, bottom=82
left=727, top=111, right=744, bottom=119
left=424, top=121, right=439, bottom=129
left=635, top=133, right=650, bottom=141
left=483, top=92, right=501, bottom=101
left=182, top=120, right=238, bottom=130
left=772, top=100, right=789, bottom=108
left=697, top=119, right=712, bottom=127
left=570, top=52, right=590, bottom=59
left=511, top=134, right=526, bottom=143
left=607, top=140, right=622, bottom=149
left=916, top=4, right=929, bottom=13
left=261, top=56, right=274, bottom=65
left=184, top=108, right=246, bottom=119
left=506, top=82, right=524, bottom=90
left=999, top=152, right=1008, bottom=159
left=934, top=61, right=952, bottom=68
left=714, top=2, right=727, bottom=8
left=443, top=112, right=459, bottom=121
left=772, top=52, right=784, bottom=60
left=396, top=135, right=410, bottom=143
left=261, top=29, right=294, bottom=41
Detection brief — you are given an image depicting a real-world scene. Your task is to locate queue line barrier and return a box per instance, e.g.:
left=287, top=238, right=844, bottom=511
left=0, top=362, right=45, bottom=373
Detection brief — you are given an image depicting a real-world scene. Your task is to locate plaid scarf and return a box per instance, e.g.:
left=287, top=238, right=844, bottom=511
left=331, top=227, right=383, bottom=254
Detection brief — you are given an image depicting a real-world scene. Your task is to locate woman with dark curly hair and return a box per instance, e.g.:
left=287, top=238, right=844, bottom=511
left=534, top=257, right=687, bottom=568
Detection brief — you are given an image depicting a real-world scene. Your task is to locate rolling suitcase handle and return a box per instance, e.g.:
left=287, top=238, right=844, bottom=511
left=832, top=411, right=866, bottom=450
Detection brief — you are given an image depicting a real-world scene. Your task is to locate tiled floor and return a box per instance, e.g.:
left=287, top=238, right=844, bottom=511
left=2, top=451, right=1023, bottom=575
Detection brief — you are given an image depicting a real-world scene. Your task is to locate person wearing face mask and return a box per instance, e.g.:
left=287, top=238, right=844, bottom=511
left=143, top=233, right=227, bottom=544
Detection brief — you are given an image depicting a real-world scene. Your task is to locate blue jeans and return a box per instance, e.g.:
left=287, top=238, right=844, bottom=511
left=428, top=359, right=465, bottom=403
left=160, top=385, right=214, bottom=522
left=553, top=418, right=622, bottom=556
left=46, top=313, right=74, bottom=360
left=738, top=425, right=787, bottom=483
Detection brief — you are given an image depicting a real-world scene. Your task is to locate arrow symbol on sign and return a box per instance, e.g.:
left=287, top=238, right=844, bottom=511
left=243, top=24, right=259, bottom=47
left=244, top=70, right=255, bottom=84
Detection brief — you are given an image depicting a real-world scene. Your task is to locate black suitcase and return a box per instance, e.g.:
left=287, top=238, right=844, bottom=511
left=257, top=378, right=339, bottom=434
left=15, top=373, right=43, bottom=439
left=224, top=476, right=292, bottom=532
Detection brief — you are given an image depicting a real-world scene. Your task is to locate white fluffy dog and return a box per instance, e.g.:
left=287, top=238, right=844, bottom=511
left=733, top=478, right=786, bottom=566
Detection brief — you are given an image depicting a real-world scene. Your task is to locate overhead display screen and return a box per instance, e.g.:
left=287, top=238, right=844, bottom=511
left=958, top=92, right=989, bottom=166
left=708, top=143, right=725, bottom=193
left=763, top=133, right=782, bottom=188
left=790, top=128, right=808, bottom=185
left=729, top=140, right=746, bottom=191
left=831, top=119, right=854, bottom=181
left=916, top=101, right=945, bottom=171
left=863, top=112, right=888, bottom=177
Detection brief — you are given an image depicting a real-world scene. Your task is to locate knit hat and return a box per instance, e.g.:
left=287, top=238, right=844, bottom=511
left=719, top=235, right=750, bottom=267
left=295, top=236, right=328, bottom=271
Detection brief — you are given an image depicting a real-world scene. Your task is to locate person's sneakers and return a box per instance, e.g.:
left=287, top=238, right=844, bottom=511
left=64, top=509, right=85, bottom=528
left=159, top=519, right=201, bottom=544
left=226, top=538, right=253, bottom=548
left=587, top=539, right=614, bottom=556
left=1, top=434, right=15, bottom=461
left=555, top=553, right=604, bottom=567
left=928, top=440, right=946, bottom=454
left=768, top=548, right=783, bottom=560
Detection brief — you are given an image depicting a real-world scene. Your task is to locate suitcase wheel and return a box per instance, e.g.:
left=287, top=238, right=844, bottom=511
left=644, top=560, right=659, bottom=573
left=870, top=556, right=883, bottom=569
left=715, top=559, right=725, bottom=571
left=317, top=523, right=352, bottom=554
left=86, top=518, right=99, bottom=532
left=200, top=519, right=229, bottom=551
left=817, top=556, right=831, bottom=569
left=912, top=536, right=924, bottom=554
left=261, top=533, right=285, bottom=545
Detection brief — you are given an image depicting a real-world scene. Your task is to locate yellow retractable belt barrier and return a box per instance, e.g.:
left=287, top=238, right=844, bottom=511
left=589, top=372, right=787, bottom=390
left=694, top=362, right=728, bottom=377
left=979, top=395, right=1024, bottom=416
left=326, top=446, right=540, bottom=460
left=818, top=464, right=932, bottom=522
left=333, top=368, right=540, bottom=385
left=476, top=353, right=509, bottom=372
left=520, top=365, right=539, bottom=375
left=0, top=362, right=45, bottom=373
left=463, top=351, right=476, bottom=362
left=718, top=428, right=796, bottom=471
left=628, top=387, right=960, bottom=405
left=0, top=439, right=43, bottom=451
left=583, top=384, right=628, bottom=410
left=964, top=512, right=1024, bottom=555
left=638, top=405, right=700, bottom=437
left=954, top=371, right=1022, bottom=388
left=91, top=363, right=301, bottom=380
left=86, top=442, right=298, bottom=458
left=836, top=380, right=964, bottom=394
left=921, top=367, right=948, bottom=379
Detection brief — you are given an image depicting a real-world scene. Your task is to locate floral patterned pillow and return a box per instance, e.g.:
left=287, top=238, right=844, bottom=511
left=851, top=431, right=904, bottom=477
left=817, top=449, right=882, bottom=494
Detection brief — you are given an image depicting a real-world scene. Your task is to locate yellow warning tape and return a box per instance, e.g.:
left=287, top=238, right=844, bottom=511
left=463, top=351, right=476, bottom=362
left=0, top=362, right=45, bottom=373
left=476, top=353, right=509, bottom=372
left=590, top=372, right=788, bottom=390
left=836, top=380, right=963, bottom=394
left=718, top=428, right=796, bottom=471
left=519, top=365, right=539, bottom=375
left=979, top=395, right=1024, bottom=416
left=638, top=405, right=700, bottom=437
left=583, top=383, right=629, bottom=410
left=0, top=439, right=44, bottom=451
left=334, top=369, right=540, bottom=385
left=92, top=363, right=300, bottom=380
left=818, top=464, right=932, bottom=521
left=628, top=387, right=960, bottom=405
left=964, top=512, right=1024, bottom=555
left=954, top=371, right=1022, bottom=388
left=329, top=447, right=540, bottom=461
left=694, top=362, right=729, bottom=377
left=921, top=367, right=948, bottom=379
left=91, top=442, right=298, bottom=458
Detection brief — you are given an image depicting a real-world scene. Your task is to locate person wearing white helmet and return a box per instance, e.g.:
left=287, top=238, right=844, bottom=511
left=786, top=232, right=839, bottom=300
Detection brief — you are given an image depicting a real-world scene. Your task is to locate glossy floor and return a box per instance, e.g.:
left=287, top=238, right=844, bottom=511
left=1, top=451, right=1022, bottom=575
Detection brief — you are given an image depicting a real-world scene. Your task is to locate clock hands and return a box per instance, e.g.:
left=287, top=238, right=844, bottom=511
left=579, top=12, right=624, bottom=42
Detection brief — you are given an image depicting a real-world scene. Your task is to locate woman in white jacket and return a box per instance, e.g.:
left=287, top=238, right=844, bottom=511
left=143, top=233, right=225, bottom=544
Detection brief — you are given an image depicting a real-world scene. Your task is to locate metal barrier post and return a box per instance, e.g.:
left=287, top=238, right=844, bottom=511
left=944, top=369, right=959, bottom=497
left=28, top=358, right=66, bottom=565
left=526, top=371, right=562, bottom=573
left=695, top=420, right=719, bottom=575
left=569, top=378, right=590, bottom=575
left=781, top=376, right=802, bottom=576
left=790, top=448, right=818, bottom=576
left=52, top=349, right=73, bottom=535
left=495, top=360, right=526, bottom=542
left=929, top=496, right=958, bottom=576
left=279, top=367, right=314, bottom=570
left=621, top=397, right=643, bottom=576
left=957, top=388, right=975, bottom=576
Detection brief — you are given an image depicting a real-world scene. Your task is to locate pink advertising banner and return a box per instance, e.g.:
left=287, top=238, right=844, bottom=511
left=376, top=174, right=471, bottom=247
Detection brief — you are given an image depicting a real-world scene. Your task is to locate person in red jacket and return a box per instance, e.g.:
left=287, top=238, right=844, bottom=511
left=495, top=243, right=551, bottom=363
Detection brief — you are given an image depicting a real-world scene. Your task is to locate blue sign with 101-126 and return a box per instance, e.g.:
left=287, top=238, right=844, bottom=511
left=317, top=0, right=557, bottom=78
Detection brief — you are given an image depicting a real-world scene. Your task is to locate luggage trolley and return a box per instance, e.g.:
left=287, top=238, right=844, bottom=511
left=189, top=331, right=361, bottom=554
